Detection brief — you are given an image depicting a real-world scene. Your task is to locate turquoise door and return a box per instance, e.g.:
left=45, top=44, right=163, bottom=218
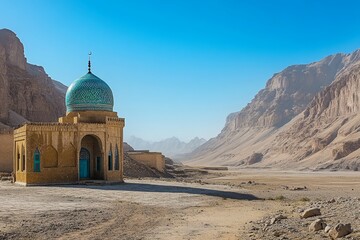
left=79, top=148, right=90, bottom=179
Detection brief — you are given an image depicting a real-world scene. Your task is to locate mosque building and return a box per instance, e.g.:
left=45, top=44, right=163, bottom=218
left=13, top=59, right=125, bottom=185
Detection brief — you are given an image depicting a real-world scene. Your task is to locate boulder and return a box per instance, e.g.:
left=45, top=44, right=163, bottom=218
left=247, top=152, right=263, bottom=165
left=301, top=207, right=321, bottom=218
left=270, top=214, right=287, bottom=225
left=309, top=219, right=326, bottom=232
left=324, top=225, right=331, bottom=233
left=328, top=223, right=352, bottom=239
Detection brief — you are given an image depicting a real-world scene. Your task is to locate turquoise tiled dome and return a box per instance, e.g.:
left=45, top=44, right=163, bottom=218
left=65, top=72, right=114, bottom=112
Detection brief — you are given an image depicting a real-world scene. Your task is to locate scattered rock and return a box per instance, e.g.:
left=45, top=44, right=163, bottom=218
left=328, top=223, right=352, bottom=239
left=250, top=226, right=259, bottom=231
left=270, top=215, right=286, bottom=224
left=324, top=225, right=331, bottom=233
left=309, top=219, right=326, bottom=232
left=290, top=186, right=307, bottom=191
left=273, top=231, right=282, bottom=237
left=1, top=176, right=12, bottom=181
left=270, top=214, right=287, bottom=224
left=301, top=207, right=321, bottom=218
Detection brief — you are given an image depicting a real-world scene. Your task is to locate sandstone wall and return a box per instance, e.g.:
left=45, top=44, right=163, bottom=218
left=0, top=132, right=13, bottom=172
left=14, top=117, right=125, bottom=185
left=127, top=152, right=165, bottom=172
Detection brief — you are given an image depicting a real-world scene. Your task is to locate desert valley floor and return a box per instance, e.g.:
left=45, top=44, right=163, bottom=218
left=0, top=169, right=359, bottom=240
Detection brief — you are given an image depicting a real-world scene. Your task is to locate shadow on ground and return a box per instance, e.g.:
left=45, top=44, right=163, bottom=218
left=56, top=182, right=258, bottom=200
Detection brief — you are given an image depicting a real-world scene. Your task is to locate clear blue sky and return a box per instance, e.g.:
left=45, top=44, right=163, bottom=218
left=1, top=0, right=360, bottom=142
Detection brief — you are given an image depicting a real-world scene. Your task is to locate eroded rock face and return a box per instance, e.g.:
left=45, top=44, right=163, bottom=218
left=0, top=29, right=26, bottom=70
left=225, top=53, right=352, bottom=132
left=0, top=29, right=66, bottom=128
left=273, top=63, right=360, bottom=167
left=303, top=63, right=360, bottom=119
left=0, top=41, right=10, bottom=123
left=186, top=49, right=360, bottom=169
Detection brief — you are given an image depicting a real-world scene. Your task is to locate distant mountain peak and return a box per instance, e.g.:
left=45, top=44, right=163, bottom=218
left=126, top=136, right=206, bottom=157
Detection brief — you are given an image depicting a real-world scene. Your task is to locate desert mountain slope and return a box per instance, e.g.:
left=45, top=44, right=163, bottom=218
left=267, top=62, right=360, bottom=170
left=127, top=136, right=206, bottom=157
left=0, top=29, right=66, bottom=129
left=222, top=52, right=360, bottom=133
left=185, top=50, right=360, bottom=170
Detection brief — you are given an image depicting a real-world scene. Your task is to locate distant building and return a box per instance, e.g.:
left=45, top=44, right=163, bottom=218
left=13, top=61, right=125, bottom=185
left=127, top=150, right=165, bottom=172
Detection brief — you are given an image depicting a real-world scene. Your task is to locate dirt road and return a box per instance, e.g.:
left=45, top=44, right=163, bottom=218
left=0, top=170, right=359, bottom=239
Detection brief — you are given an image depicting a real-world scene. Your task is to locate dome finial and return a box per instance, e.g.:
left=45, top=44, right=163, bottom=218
left=88, top=51, right=92, bottom=73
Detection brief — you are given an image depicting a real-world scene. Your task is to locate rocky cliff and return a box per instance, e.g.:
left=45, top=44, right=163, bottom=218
left=223, top=52, right=360, bottom=133
left=269, top=62, right=360, bottom=170
left=185, top=50, right=360, bottom=170
left=0, top=29, right=66, bottom=129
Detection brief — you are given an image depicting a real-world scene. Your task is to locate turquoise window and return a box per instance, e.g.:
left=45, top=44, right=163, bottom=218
left=115, top=144, right=119, bottom=170
left=34, top=148, right=40, bottom=172
left=108, top=147, right=113, bottom=171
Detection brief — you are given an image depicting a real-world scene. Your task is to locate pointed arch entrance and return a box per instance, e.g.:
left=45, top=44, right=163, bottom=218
left=79, top=135, right=104, bottom=180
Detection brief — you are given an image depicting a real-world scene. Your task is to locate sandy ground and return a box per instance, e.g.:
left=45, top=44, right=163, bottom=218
left=0, top=169, right=359, bottom=239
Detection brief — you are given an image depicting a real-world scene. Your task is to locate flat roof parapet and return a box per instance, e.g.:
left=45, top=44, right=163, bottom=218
left=127, top=150, right=163, bottom=155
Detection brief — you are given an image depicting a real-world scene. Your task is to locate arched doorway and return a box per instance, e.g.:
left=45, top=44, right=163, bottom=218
left=79, top=135, right=103, bottom=180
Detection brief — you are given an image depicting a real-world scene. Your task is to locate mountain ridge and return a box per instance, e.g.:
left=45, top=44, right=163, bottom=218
left=185, top=49, right=360, bottom=170
left=126, top=136, right=206, bottom=158
left=0, top=28, right=66, bottom=129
